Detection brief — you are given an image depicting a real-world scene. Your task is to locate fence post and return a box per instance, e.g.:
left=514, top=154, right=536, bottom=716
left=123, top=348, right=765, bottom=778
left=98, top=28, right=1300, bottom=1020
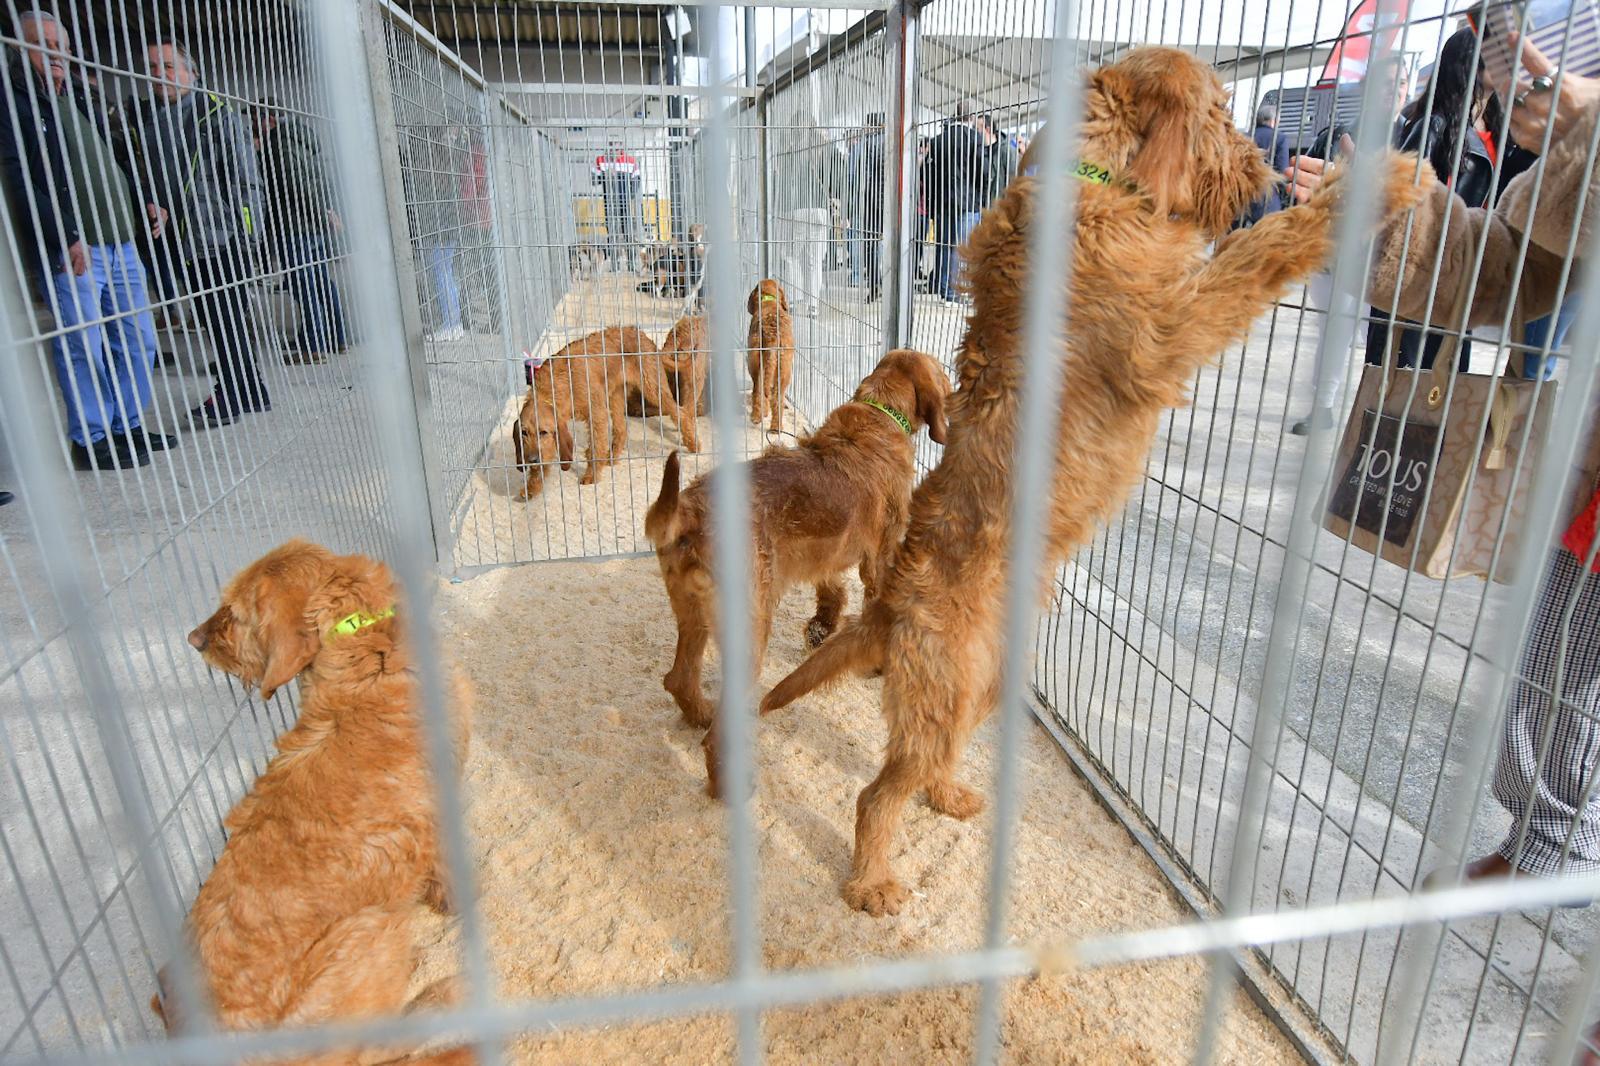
left=356, top=2, right=455, bottom=571
left=881, top=0, right=919, bottom=350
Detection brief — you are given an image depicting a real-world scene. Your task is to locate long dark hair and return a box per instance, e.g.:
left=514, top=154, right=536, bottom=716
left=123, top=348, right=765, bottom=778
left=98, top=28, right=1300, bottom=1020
left=1403, top=27, right=1505, bottom=181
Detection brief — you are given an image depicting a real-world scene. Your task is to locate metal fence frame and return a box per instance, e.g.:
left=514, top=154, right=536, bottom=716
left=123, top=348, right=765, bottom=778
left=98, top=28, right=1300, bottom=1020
left=4, top=1, right=1600, bottom=1064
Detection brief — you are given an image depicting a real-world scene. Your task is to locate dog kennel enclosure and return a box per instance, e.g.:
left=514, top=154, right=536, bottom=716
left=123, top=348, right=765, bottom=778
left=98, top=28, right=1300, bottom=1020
left=1, top=0, right=1599, bottom=1063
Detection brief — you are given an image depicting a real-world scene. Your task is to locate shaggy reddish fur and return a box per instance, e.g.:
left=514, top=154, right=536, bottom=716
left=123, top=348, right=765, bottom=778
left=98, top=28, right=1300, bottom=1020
left=658, top=313, right=710, bottom=417
left=759, top=47, right=1428, bottom=916
left=514, top=326, right=700, bottom=498
left=644, top=349, right=951, bottom=797
left=745, top=279, right=795, bottom=434
left=154, top=540, right=474, bottom=1064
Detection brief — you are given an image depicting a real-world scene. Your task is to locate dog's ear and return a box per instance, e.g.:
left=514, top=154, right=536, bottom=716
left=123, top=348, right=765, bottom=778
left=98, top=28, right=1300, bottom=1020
left=1123, top=66, right=1199, bottom=219
left=747, top=285, right=760, bottom=314
left=558, top=424, right=575, bottom=470
left=914, top=358, right=951, bottom=444
left=512, top=419, right=527, bottom=469
left=256, top=578, right=320, bottom=702
left=778, top=285, right=789, bottom=311
left=1194, top=123, right=1278, bottom=238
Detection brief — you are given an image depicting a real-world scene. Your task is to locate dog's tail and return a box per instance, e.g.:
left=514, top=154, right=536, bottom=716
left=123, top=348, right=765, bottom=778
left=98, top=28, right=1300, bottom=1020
left=761, top=613, right=887, bottom=713
left=644, top=451, right=682, bottom=546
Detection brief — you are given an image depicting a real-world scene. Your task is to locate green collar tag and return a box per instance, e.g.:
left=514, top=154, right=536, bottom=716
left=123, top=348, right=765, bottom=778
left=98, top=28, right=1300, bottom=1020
left=327, top=606, right=395, bottom=641
left=858, top=398, right=913, bottom=435
left=759, top=293, right=779, bottom=304
left=1072, top=160, right=1115, bottom=186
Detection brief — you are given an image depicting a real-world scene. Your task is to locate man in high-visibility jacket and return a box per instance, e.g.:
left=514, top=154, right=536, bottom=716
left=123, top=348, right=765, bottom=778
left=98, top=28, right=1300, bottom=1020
left=138, top=39, right=267, bottom=428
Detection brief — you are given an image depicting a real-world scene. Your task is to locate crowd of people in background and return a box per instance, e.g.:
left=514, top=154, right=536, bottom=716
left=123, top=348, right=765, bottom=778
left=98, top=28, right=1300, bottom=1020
left=0, top=9, right=494, bottom=483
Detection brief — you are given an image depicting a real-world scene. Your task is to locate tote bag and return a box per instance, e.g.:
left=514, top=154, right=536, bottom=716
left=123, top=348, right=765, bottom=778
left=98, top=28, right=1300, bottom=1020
left=1322, top=322, right=1557, bottom=583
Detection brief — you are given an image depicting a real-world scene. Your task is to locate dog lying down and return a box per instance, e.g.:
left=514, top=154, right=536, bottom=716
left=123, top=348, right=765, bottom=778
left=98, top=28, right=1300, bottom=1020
left=154, top=540, right=473, bottom=1065
left=644, top=348, right=951, bottom=798
left=758, top=46, right=1428, bottom=916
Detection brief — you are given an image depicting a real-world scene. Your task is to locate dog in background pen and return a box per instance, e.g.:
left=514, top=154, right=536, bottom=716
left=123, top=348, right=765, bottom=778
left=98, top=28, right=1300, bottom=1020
left=746, top=279, right=795, bottom=434
left=644, top=349, right=950, bottom=797
left=152, top=540, right=473, bottom=1065
left=757, top=47, right=1429, bottom=916
left=513, top=325, right=700, bottom=498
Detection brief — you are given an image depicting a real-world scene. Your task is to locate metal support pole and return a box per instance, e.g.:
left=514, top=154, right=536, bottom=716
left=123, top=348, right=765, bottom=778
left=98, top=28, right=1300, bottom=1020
left=357, top=3, right=455, bottom=571
left=758, top=96, right=772, bottom=281
left=881, top=0, right=918, bottom=349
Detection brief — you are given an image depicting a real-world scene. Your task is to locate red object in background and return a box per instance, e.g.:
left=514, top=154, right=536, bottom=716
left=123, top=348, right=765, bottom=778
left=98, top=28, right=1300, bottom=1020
left=1562, top=484, right=1600, bottom=572
left=1320, top=0, right=1412, bottom=83
left=462, top=141, right=492, bottom=229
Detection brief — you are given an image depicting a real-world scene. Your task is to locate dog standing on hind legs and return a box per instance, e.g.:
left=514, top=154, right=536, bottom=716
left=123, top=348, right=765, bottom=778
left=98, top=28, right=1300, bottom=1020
left=758, top=46, right=1429, bottom=916
left=644, top=349, right=950, bottom=797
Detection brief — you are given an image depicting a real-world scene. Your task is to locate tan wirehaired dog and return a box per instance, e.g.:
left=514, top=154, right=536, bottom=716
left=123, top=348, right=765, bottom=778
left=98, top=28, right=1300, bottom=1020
left=746, top=279, right=795, bottom=434
left=644, top=349, right=950, bottom=797
left=658, top=313, right=710, bottom=418
left=513, top=326, right=699, bottom=498
left=759, top=47, right=1428, bottom=916
left=153, top=540, right=473, bottom=1064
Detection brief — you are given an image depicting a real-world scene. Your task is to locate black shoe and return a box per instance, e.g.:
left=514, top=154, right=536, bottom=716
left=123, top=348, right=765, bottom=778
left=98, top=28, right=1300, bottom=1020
left=114, top=427, right=177, bottom=455
left=71, top=437, right=149, bottom=470
left=0, top=491, right=13, bottom=506
left=867, top=288, right=881, bottom=303
left=189, top=401, right=236, bottom=429
left=1288, top=407, right=1335, bottom=436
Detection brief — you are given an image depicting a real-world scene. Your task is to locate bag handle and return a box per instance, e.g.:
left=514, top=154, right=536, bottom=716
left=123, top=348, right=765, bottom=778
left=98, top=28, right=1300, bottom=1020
left=1378, top=265, right=1521, bottom=471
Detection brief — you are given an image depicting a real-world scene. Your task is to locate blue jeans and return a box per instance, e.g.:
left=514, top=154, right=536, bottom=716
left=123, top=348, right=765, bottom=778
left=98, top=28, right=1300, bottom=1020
left=933, top=210, right=982, bottom=298
left=1522, top=297, right=1578, bottom=380
left=423, top=242, right=461, bottom=331
left=47, top=242, right=158, bottom=446
left=283, top=234, right=346, bottom=352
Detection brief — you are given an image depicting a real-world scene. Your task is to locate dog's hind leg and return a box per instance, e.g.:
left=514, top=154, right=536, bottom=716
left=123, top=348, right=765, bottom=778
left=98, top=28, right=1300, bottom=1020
left=663, top=582, right=715, bottom=729
left=281, top=906, right=414, bottom=1027
left=845, top=667, right=979, bottom=916
left=924, top=677, right=987, bottom=821
left=748, top=353, right=766, bottom=426
left=767, top=354, right=785, bottom=435
left=805, top=577, right=847, bottom=648
left=702, top=578, right=778, bottom=799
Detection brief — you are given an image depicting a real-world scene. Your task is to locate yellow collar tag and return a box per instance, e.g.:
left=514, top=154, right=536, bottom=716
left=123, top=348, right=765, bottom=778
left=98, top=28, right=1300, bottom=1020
left=327, top=607, right=395, bottom=641
left=857, top=398, right=913, bottom=434
left=759, top=293, right=779, bottom=304
left=1072, top=160, right=1114, bottom=185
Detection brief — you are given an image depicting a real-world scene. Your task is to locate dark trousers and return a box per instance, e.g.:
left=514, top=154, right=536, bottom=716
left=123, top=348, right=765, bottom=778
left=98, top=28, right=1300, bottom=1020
left=280, top=234, right=347, bottom=353
left=187, top=252, right=268, bottom=415
left=860, top=223, right=881, bottom=297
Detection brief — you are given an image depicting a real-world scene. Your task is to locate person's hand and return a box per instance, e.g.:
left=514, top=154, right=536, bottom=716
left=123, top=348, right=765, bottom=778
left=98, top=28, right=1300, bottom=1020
left=1283, top=154, right=1333, bottom=204
left=146, top=203, right=167, bottom=240
left=1503, top=31, right=1600, bottom=148
left=326, top=209, right=343, bottom=235
left=65, top=240, right=88, bottom=276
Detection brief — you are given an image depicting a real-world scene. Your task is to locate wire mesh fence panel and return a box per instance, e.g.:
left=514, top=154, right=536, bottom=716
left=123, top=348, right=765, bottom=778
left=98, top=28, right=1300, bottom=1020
left=9, top=2, right=1600, bottom=1066
left=0, top=0, right=407, bottom=1053
left=1019, top=3, right=1600, bottom=1064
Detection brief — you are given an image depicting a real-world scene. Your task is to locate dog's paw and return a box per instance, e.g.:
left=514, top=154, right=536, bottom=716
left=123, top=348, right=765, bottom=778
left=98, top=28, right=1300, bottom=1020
left=1377, top=150, right=1430, bottom=223
left=804, top=617, right=836, bottom=648
left=578, top=470, right=598, bottom=486
left=843, top=874, right=910, bottom=917
left=927, top=780, right=985, bottom=820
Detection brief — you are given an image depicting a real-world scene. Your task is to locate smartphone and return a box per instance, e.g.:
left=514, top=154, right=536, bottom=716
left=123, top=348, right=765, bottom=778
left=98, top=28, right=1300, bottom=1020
left=1471, top=0, right=1600, bottom=84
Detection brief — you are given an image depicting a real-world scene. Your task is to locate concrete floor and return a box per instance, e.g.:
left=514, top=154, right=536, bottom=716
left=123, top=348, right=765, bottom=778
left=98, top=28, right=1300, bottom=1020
left=0, top=262, right=1588, bottom=1064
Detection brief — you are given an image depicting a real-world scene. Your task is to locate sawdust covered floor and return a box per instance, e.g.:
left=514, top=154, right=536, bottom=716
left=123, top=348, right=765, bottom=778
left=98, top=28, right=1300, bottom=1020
left=418, top=557, right=1300, bottom=1064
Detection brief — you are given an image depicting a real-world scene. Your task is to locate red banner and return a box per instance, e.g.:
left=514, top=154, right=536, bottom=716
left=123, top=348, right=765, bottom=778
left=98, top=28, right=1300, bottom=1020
left=1319, top=0, right=1411, bottom=84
